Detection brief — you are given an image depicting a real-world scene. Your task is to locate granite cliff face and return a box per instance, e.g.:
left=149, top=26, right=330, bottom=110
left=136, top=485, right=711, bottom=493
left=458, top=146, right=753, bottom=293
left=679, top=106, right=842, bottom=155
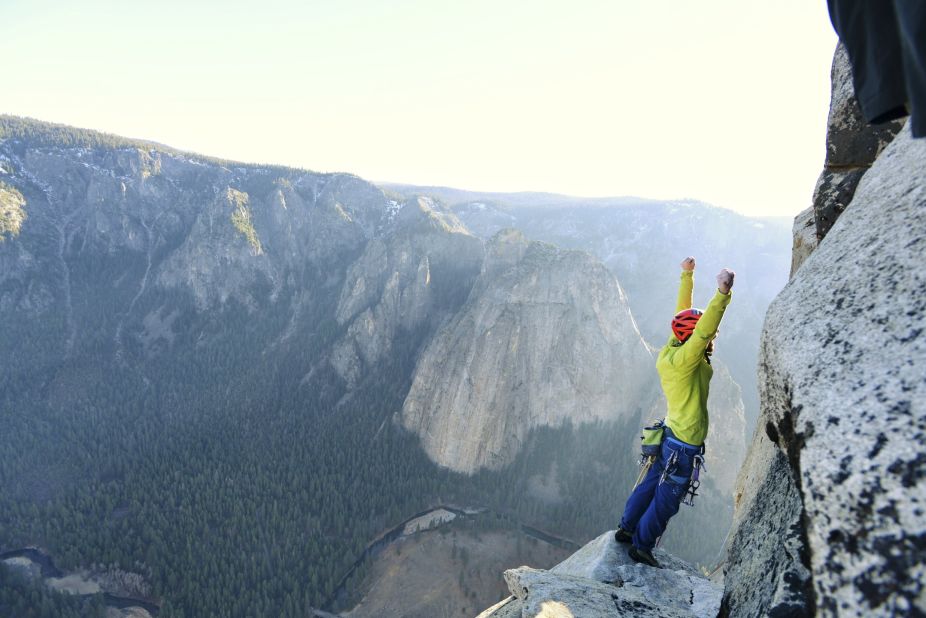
left=0, top=125, right=393, bottom=380
left=400, top=229, right=657, bottom=473
left=153, top=172, right=387, bottom=312
left=724, top=122, right=926, bottom=618
left=330, top=197, right=483, bottom=387
left=721, top=49, right=926, bottom=616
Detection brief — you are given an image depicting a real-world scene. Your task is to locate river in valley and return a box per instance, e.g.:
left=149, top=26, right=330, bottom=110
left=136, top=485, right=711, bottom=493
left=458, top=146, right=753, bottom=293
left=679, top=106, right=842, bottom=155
left=323, top=504, right=579, bottom=612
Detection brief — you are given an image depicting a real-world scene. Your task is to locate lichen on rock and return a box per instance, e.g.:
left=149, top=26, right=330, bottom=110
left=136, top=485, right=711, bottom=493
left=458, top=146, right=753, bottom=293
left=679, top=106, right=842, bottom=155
left=789, top=206, right=817, bottom=278
left=228, top=188, right=262, bottom=255
left=0, top=181, right=26, bottom=241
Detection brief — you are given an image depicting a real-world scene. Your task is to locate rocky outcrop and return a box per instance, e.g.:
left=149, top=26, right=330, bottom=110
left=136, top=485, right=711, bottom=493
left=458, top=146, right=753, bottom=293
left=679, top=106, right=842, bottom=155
left=722, top=40, right=926, bottom=617
left=722, top=121, right=925, bottom=616
left=156, top=183, right=277, bottom=310
left=789, top=206, right=816, bottom=278
left=400, top=230, right=656, bottom=473
left=477, top=531, right=722, bottom=618
left=331, top=197, right=483, bottom=386
left=811, top=45, right=904, bottom=242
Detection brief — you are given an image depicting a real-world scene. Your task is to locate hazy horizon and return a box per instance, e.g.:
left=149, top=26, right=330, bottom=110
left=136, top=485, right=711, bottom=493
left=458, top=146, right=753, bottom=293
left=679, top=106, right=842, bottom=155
left=1, top=0, right=838, bottom=217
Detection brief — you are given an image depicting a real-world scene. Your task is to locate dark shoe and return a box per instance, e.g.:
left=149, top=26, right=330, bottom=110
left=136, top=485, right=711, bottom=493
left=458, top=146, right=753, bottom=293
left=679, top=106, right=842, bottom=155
left=614, top=527, right=633, bottom=544
left=628, top=545, right=661, bottom=568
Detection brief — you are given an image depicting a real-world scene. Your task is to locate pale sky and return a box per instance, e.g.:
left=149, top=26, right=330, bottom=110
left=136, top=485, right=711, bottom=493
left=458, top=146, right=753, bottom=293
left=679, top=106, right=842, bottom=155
left=2, top=0, right=838, bottom=216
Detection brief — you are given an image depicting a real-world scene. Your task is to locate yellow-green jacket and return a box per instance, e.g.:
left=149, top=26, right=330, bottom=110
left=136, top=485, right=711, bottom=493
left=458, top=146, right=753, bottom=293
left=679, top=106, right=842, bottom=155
left=657, top=270, right=732, bottom=446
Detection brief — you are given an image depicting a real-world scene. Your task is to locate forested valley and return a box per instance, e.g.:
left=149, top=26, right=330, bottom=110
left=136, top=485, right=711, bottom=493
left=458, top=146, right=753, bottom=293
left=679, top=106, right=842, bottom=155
left=1, top=118, right=739, bottom=617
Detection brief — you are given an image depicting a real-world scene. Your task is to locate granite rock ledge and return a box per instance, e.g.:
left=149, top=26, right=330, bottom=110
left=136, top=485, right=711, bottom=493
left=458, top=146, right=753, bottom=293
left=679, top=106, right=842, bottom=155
left=477, top=531, right=722, bottom=618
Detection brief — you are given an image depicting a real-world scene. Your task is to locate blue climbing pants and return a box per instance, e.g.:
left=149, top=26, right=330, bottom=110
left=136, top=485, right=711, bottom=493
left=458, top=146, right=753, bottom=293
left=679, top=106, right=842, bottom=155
left=619, top=430, right=703, bottom=551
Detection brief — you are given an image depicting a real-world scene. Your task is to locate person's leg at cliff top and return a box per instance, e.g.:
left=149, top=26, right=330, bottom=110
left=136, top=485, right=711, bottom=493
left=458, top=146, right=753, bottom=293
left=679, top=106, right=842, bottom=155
left=630, top=433, right=699, bottom=565
left=618, top=452, right=663, bottom=543
left=617, top=257, right=734, bottom=568
left=828, top=0, right=926, bottom=137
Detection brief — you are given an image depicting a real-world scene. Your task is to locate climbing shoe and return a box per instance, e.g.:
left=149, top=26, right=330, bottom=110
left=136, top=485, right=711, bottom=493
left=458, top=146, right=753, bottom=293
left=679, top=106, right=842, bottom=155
left=614, top=527, right=633, bottom=544
left=628, top=545, right=661, bottom=568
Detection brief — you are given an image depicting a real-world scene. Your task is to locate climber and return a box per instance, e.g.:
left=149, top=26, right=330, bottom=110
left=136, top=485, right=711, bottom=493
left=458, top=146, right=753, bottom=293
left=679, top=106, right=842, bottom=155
left=614, top=257, right=735, bottom=568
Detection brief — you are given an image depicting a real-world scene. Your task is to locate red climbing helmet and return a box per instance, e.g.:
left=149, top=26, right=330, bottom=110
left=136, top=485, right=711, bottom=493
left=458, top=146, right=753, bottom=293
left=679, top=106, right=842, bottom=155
left=672, top=308, right=703, bottom=342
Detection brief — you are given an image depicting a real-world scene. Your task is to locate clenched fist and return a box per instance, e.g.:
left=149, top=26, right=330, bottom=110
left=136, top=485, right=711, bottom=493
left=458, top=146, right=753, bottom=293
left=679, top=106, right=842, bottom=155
left=716, top=268, right=735, bottom=294
left=680, top=257, right=696, bottom=271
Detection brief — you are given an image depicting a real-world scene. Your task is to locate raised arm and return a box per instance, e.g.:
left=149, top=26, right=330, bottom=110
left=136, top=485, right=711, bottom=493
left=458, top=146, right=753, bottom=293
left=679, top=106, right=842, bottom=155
left=673, top=268, right=735, bottom=370
left=675, top=257, right=695, bottom=314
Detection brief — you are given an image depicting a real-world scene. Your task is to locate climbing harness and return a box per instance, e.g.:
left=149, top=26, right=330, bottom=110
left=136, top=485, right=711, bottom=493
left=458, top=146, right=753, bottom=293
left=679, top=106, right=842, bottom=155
left=656, top=432, right=707, bottom=507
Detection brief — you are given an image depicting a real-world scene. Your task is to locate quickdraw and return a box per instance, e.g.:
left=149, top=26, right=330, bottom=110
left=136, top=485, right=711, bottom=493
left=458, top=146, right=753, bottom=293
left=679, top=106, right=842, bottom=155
left=682, top=454, right=705, bottom=507
left=633, top=455, right=655, bottom=491
left=658, top=450, right=680, bottom=486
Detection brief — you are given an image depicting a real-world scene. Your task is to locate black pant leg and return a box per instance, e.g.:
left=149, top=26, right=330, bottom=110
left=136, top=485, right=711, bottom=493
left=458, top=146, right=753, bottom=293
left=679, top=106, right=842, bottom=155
left=828, top=0, right=908, bottom=124
left=894, top=1, right=926, bottom=137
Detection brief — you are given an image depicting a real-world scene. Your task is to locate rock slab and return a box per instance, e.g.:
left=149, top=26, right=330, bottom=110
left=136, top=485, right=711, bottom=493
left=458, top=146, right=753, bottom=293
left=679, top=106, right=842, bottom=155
left=724, top=124, right=926, bottom=616
left=480, top=531, right=722, bottom=618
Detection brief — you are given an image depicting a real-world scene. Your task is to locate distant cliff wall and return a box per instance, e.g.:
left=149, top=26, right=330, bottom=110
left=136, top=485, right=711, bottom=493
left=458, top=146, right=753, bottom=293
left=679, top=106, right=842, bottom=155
left=400, top=229, right=657, bottom=473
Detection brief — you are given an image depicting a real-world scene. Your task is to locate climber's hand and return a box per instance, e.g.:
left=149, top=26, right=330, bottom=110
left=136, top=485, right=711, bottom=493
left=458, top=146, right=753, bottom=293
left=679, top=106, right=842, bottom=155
left=717, top=269, right=735, bottom=294
left=681, top=257, right=696, bottom=272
